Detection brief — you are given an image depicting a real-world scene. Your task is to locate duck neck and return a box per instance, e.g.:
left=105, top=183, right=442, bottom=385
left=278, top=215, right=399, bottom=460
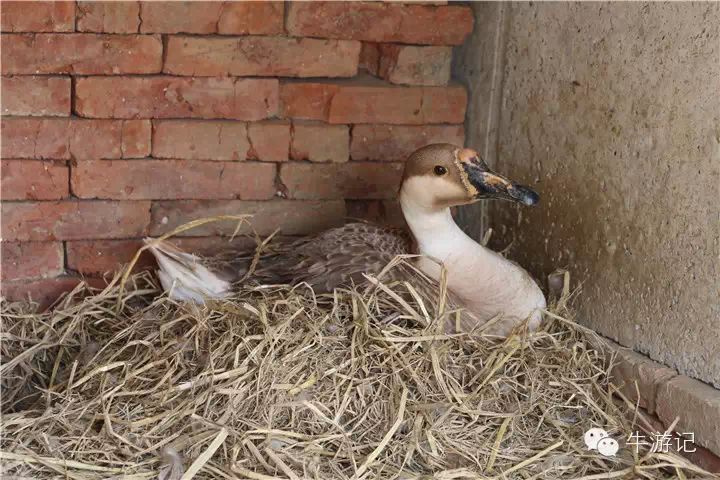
left=399, top=190, right=494, bottom=266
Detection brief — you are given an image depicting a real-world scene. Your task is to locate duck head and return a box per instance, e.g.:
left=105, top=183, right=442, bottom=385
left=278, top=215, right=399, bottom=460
left=400, top=144, right=539, bottom=209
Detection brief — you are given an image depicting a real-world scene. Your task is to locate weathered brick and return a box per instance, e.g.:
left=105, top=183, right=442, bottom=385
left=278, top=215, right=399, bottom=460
left=1, top=276, right=101, bottom=308
left=609, top=346, right=677, bottom=414
left=280, top=80, right=467, bottom=124
left=139, top=1, right=221, bottom=34
left=280, top=162, right=403, bottom=200
left=656, top=375, right=720, bottom=455
left=1, top=242, right=64, bottom=281
left=377, top=45, right=452, bottom=86
left=1, top=160, right=69, bottom=200
left=153, top=120, right=248, bottom=161
left=121, top=120, right=152, bottom=158
left=291, top=122, right=349, bottom=163
left=247, top=122, right=290, bottom=162
left=153, top=120, right=290, bottom=162
left=165, top=36, right=360, bottom=78
left=1, top=1, right=75, bottom=32
left=140, top=1, right=283, bottom=35
left=150, top=200, right=346, bottom=237
left=1, top=201, right=151, bottom=241
left=359, top=43, right=380, bottom=75
left=67, top=119, right=124, bottom=159
left=286, top=2, right=473, bottom=46
left=1, top=76, right=70, bottom=116
left=75, top=77, right=279, bottom=120
left=280, top=83, right=340, bottom=121
left=1, top=118, right=67, bottom=159
left=72, top=160, right=276, bottom=200
left=346, top=200, right=405, bottom=227
left=77, top=1, right=140, bottom=33
left=328, top=83, right=467, bottom=125
left=217, top=1, right=284, bottom=35
left=1, top=118, right=151, bottom=160
left=66, top=239, right=151, bottom=276
left=683, top=445, right=720, bottom=475
left=1, top=34, right=162, bottom=75
left=351, top=125, right=465, bottom=161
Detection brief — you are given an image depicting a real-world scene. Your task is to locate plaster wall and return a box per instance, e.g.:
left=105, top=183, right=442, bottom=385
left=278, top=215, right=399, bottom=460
left=455, top=2, right=720, bottom=386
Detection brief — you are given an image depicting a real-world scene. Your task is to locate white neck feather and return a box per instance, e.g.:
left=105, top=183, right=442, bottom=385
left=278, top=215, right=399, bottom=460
left=399, top=186, right=499, bottom=270
left=399, top=179, right=546, bottom=334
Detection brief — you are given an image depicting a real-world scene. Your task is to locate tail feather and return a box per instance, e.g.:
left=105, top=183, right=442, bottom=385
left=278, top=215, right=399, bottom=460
left=144, top=238, right=231, bottom=303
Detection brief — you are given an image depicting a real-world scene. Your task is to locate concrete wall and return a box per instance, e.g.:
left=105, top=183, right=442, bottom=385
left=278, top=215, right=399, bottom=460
left=455, top=2, right=720, bottom=387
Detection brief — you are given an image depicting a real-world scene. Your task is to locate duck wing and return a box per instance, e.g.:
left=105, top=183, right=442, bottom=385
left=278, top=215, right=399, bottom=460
left=146, top=222, right=414, bottom=301
left=276, top=222, right=414, bottom=292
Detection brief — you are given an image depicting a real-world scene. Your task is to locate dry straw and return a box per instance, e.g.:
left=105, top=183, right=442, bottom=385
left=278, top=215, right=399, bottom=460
left=1, top=217, right=715, bottom=479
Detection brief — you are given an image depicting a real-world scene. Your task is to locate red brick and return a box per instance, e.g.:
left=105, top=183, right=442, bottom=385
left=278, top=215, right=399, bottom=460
left=351, top=125, right=464, bottom=161
left=1, top=118, right=67, bottom=159
left=286, top=2, right=473, bottom=46
left=150, top=200, right=346, bottom=237
left=280, top=162, right=403, bottom=200
left=1, top=242, right=64, bottom=281
left=1, top=76, right=70, bottom=116
left=75, top=77, right=279, bottom=120
left=66, top=239, right=151, bottom=276
left=140, top=1, right=283, bottom=35
left=280, top=83, right=340, bottom=121
left=420, top=87, right=468, bottom=124
left=291, top=122, right=349, bottom=163
left=77, top=1, right=140, bottom=33
left=280, top=80, right=466, bottom=124
left=164, top=36, right=360, bottom=78
left=154, top=120, right=289, bottom=162
left=153, top=120, right=249, bottom=161
left=217, top=1, right=284, bottom=35
left=1, top=276, right=98, bottom=308
left=359, top=43, right=380, bottom=75
left=121, top=120, right=152, bottom=158
left=1, top=118, right=151, bottom=160
left=1, top=160, right=69, bottom=200
left=346, top=200, right=405, bottom=228
left=67, top=119, right=123, bottom=159
left=139, top=1, right=221, bottom=34
left=682, top=444, right=720, bottom=475
left=247, top=122, right=290, bottom=162
left=1, top=1, right=75, bottom=32
left=1, top=34, right=162, bottom=75
left=1, top=200, right=151, bottom=241
left=328, top=83, right=467, bottom=125
left=378, top=45, right=452, bottom=86
left=72, top=160, right=276, bottom=200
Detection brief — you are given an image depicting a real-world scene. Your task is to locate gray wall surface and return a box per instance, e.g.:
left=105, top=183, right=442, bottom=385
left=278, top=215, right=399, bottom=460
left=455, top=2, right=720, bottom=387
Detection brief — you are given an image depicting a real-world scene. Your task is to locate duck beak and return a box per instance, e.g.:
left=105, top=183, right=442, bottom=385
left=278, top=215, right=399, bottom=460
left=458, top=149, right=540, bottom=206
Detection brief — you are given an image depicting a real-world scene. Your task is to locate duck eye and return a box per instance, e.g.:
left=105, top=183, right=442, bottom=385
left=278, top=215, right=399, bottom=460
left=434, top=165, right=447, bottom=176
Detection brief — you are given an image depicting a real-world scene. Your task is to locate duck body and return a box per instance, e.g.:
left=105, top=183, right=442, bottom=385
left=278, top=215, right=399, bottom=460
left=147, top=144, right=546, bottom=337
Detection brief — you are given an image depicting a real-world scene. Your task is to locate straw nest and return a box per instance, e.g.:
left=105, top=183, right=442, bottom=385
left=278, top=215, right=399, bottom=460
left=1, top=219, right=714, bottom=479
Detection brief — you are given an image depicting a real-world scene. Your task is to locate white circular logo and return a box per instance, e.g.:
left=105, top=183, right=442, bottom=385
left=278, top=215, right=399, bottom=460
left=597, top=437, right=620, bottom=457
left=583, top=428, right=609, bottom=450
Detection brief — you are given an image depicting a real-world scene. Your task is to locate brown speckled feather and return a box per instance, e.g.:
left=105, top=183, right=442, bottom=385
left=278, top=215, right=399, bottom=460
left=205, top=222, right=415, bottom=293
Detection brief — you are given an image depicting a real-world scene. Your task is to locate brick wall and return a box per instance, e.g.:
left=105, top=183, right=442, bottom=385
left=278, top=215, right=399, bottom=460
left=0, top=1, right=472, bottom=306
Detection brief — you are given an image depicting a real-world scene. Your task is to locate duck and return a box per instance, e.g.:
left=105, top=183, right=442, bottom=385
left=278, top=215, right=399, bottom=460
left=146, top=144, right=546, bottom=337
